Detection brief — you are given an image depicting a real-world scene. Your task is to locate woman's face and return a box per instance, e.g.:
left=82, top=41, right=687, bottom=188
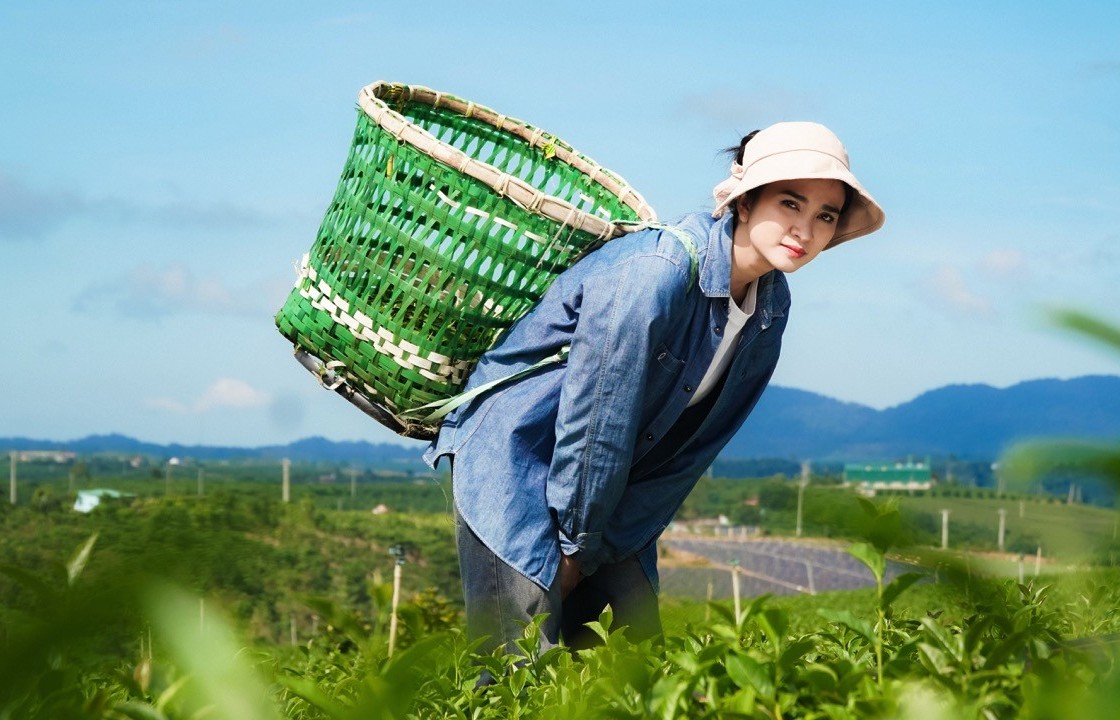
left=732, top=178, right=847, bottom=277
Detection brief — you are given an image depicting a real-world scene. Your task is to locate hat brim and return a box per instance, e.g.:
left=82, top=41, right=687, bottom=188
left=712, top=149, right=885, bottom=248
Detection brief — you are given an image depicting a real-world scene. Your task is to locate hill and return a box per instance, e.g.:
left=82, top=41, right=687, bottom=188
left=726, top=374, right=1120, bottom=461
left=3, top=375, right=1118, bottom=465
left=0, top=432, right=425, bottom=468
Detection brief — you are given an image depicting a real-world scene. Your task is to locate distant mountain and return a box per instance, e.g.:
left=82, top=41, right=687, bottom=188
left=264, top=436, right=423, bottom=465
left=4, top=375, right=1118, bottom=464
left=0, top=433, right=425, bottom=467
left=727, top=375, right=1120, bottom=461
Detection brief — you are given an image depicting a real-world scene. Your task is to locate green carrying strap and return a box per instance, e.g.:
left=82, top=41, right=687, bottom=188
left=615, top=221, right=699, bottom=288
left=399, top=222, right=698, bottom=424
left=398, top=345, right=572, bottom=423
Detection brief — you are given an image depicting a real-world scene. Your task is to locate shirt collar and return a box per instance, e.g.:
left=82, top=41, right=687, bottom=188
left=677, top=210, right=785, bottom=322
left=697, top=211, right=732, bottom=297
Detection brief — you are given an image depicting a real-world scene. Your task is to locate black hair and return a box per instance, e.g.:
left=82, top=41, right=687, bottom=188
left=724, top=130, right=760, bottom=165
left=723, top=130, right=854, bottom=214
left=723, top=131, right=762, bottom=210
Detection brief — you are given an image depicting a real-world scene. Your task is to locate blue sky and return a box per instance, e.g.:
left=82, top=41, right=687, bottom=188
left=2, top=1, right=1118, bottom=448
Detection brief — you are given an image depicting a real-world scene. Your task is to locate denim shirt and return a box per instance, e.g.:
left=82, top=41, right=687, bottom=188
left=424, top=210, right=790, bottom=590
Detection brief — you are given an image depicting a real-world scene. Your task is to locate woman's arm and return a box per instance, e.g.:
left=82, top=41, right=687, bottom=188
left=545, top=250, right=691, bottom=575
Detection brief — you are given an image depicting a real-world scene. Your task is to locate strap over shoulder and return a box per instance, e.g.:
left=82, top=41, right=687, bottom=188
left=403, top=223, right=698, bottom=424
left=614, top=221, right=698, bottom=289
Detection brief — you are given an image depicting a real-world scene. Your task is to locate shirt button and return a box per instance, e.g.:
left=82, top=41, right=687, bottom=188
left=645, top=433, right=654, bottom=441
left=715, top=326, right=723, bottom=334
left=684, top=385, right=693, bottom=393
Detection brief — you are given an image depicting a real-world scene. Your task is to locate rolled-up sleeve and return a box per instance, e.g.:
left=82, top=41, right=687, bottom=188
left=545, top=251, right=690, bottom=573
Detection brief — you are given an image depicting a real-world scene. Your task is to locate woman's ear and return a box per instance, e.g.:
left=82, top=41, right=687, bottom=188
left=735, top=194, right=751, bottom=223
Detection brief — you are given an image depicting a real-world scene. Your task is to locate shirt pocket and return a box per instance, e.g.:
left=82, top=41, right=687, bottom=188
left=653, top=343, right=685, bottom=374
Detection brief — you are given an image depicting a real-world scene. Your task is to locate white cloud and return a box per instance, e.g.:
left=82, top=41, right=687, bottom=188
left=672, top=88, right=820, bottom=133
left=97, top=197, right=264, bottom=229
left=981, top=249, right=1026, bottom=278
left=196, top=378, right=271, bottom=411
left=1082, top=60, right=1120, bottom=79
left=929, top=264, right=993, bottom=315
left=144, top=397, right=191, bottom=414
left=0, top=170, right=84, bottom=241
left=146, top=377, right=271, bottom=415
left=74, top=263, right=275, bottom=319
left=0, top=165, right=270, bottom=243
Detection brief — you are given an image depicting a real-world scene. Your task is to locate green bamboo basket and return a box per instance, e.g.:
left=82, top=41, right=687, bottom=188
left=276, top=81, right=656, bottom=439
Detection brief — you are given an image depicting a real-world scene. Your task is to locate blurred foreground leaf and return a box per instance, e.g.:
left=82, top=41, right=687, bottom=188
left=1050, top=310, right=1120, bottom=355
left=146, top=584, right=282, bottom=720
left=67, top=531, right=99, bottom=586
left=1003, top=440, right=1120, bottom=491
left=1002, top=311, right=1120, bottom=494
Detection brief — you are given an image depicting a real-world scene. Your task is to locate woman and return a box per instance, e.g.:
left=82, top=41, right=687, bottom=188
left=424, top=121, right=885, bottom=652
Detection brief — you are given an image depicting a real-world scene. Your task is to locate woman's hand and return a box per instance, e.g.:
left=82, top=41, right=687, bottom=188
left=559, top=554, right=582, bottom=599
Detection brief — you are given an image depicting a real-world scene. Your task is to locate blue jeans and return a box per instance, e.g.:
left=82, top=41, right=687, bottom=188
left=456, top=510, right=662, bottom=655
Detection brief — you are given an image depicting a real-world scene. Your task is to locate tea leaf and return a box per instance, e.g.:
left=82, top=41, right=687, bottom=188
left=882, top=572, right=926, bottom=611
left=849, top=542, right=886, bottom=585
left=818, top=608, right=875, bottom=646
left=726, top=652, right=774, bottom=700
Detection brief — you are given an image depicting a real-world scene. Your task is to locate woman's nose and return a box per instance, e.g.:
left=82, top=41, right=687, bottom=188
left=790, top=215, right=812, bottom=240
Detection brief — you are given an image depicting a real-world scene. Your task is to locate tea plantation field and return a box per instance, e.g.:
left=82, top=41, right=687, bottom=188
left=4, top=479, right=1120, bottom=719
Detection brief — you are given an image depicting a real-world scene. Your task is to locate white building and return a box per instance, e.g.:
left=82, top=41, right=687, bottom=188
left=74, top=488, right=133, bottom=513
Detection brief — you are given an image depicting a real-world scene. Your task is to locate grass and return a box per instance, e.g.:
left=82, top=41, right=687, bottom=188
left=898, top=494, right=1117, bottom=559
left=661, top=584, right=964, bottom=636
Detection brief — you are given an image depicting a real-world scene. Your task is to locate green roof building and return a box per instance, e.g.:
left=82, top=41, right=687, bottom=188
left=843, top=458, right=933, bottom=496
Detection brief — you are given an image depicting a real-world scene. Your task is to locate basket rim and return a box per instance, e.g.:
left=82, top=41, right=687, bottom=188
left=358, top=81, right=657, bottom=241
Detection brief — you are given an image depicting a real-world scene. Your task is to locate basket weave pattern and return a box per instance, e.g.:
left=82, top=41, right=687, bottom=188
left=276, top=82, right=655, bottom=438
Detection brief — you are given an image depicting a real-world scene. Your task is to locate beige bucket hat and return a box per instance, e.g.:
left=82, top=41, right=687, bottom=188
left=712, top=121, right=885, bottom=248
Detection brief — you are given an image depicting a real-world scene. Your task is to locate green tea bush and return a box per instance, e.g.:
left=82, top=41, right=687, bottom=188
left=4, top=495, right=1120, bottom=719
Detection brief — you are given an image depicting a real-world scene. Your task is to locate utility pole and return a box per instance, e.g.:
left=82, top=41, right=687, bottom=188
left=731, top=558, right=742, bottom=624
left=796, top=461, right=810, bottom=538
left=9, top=451, right=16, bottom=505
left=346, top=467, right=359, bottom=500
left=997, top=508, right=1007, bottom=552
left=941, top=509, right=950, bottom=550
left=388, top=544, right=406, bottom=657
left=282, top=458, right=291, bottom=503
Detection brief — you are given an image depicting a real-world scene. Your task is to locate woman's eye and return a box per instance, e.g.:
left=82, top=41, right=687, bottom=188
left=818, top=212, right=836, bottom=224
left=781, top=200, right=799, bottom=210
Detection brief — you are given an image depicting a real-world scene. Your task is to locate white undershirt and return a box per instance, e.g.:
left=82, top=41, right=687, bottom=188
left=688, top=281, right=758, bottom=407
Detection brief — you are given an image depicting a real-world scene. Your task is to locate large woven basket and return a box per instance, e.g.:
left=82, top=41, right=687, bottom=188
left=276, top=81, right=656, bottom=439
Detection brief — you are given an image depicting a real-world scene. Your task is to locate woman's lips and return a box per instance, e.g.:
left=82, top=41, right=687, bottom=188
left=782, top=243, right=806, bottom=259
